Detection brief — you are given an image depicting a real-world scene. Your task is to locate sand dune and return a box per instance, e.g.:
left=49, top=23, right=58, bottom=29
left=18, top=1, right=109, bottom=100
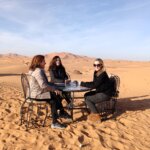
left=0, top=52, right=150, bottom=150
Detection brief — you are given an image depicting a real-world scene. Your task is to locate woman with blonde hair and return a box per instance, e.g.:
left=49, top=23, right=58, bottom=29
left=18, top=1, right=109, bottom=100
left=80, top=58, right=113, bottom=122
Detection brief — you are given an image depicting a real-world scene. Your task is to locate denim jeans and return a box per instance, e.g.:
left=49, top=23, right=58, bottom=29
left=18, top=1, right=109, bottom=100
left=84, top=91, right=110, bottom=113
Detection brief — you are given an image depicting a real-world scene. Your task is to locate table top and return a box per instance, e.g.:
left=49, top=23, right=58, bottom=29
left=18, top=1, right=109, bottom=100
left=57, top=85, right=91, bottom=92
left=54, top=83, right=65, bottom=87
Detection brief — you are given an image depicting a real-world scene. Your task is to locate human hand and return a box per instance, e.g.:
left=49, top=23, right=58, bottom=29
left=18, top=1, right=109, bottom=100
left=78, top=81, right=81, bottom=86
left=65, top=79, right=71, bottom=84
left=65, top=79, right=71, bottom=86
left=54, top=90, right=62, bottom=96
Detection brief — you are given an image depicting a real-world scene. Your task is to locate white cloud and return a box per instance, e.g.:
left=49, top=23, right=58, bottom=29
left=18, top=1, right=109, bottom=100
left=0, top=0, right=150, bottom=60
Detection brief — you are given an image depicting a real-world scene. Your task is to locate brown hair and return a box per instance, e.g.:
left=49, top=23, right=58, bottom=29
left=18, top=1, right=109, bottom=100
left=29, top=55, right=45, bottom=71
left=48, top=55, right=64, bottom=71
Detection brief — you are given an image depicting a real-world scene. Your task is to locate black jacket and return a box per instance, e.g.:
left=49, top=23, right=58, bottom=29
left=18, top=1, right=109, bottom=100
left=81, top=71, right=113, bottom=96
left=49, top=66, right=68, bottom=83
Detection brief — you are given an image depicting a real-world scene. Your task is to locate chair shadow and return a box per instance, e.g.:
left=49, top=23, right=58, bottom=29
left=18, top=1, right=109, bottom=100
left=115, top=95, right=150, bottom=118
left=74, top=112, right=88, bottom=122
left=73, top=103, right=89, bottom=122
left=75, top=95, right=150, bottom=122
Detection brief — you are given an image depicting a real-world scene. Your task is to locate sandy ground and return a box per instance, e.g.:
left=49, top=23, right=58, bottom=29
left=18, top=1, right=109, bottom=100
left=0, top=53, right=150, bottom=150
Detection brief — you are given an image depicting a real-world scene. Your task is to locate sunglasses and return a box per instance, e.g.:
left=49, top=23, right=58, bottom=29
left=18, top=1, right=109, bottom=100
left=93, top=64, right=102, bottom=67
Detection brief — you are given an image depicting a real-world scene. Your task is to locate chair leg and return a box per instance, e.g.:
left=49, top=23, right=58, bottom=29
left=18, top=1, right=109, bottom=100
left=36, top=104, right=42, bottom=123
left=20, top=101, right=26, bottom=125
left=20, top=101, right=50, bottom=129
left=95, top=97, right=118, bottom=122
left=35, top=103, right=49, bottom=127
left=112, top=99, right=117, bottom=114
left=106, top=101, right=110, bottom=115
left=43, top=104, right=48, bottom=127
left=26, top=103, right=33, bottom=130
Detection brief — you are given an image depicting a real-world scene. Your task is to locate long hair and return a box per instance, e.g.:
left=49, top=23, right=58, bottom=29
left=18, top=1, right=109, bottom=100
left=94, top=58, right=105, bottom=76
left=48, top=55, right=64, bottom=71
left=29, top=55, right=45, bottom=71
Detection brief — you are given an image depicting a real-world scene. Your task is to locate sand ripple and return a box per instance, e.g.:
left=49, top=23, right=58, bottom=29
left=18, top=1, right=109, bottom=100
left=0, top=84, right=150, bottom=150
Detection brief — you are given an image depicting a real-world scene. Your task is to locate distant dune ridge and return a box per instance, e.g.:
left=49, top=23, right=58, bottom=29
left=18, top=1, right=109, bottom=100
left=0, top=52, right=150, bottom=150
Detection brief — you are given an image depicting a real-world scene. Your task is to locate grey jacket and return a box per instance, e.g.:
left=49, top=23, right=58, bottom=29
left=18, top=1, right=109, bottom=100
left=28, top=68, right=51, bottom=99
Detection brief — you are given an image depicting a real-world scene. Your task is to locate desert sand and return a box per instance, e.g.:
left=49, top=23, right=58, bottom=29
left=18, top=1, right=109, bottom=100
left=0, top=52, right=150, bottom=150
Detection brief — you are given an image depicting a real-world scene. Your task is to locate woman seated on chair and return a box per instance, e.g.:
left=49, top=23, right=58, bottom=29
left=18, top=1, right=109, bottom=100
left=79, top=58, right=113, bottom=122
left=48, top=56, right=71, bottom=105
left=28, top=55, right=71, bottom=129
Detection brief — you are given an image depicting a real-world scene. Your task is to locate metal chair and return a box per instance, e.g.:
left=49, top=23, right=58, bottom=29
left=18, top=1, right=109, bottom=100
left=20, top=73, right=50, bottom=130
left=96, top=74, right=120, bottom=120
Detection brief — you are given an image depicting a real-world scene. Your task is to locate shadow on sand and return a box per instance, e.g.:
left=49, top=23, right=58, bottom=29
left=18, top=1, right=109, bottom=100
left=0, top=73, right=21, bottom=77
left=75, top=95, right=150, bottom=122
left=116, top=95, right=150, bottom=117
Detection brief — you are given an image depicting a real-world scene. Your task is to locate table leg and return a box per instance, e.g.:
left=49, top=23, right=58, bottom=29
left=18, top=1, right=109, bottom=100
left=70, top=92, right=74, bottom=120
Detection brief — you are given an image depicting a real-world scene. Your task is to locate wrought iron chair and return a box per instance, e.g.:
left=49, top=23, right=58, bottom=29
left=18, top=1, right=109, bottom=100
left=96, top=74, right=120, bottom=120
left=20, top=73, right=50, bottom=130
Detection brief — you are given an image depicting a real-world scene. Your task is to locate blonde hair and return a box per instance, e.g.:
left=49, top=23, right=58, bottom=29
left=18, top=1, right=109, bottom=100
left=95, top=58, right=104, bottom=68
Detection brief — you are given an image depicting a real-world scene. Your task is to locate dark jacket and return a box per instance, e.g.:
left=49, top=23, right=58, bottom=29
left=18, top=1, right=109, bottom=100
left=49, top=66, right=68, bottom=83
left=81, top=71, right=113, bottom=96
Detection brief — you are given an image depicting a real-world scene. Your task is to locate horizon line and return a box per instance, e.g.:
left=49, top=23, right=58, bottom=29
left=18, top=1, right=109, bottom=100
left=0, top=51, right=149, bottom=62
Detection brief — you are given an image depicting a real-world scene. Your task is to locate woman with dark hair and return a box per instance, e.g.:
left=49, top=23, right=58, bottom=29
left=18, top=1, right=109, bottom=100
left=79, top=58, right=113, bottom=122
left=28, top=55, right=68, bottom=129
left=48, top=56, right=71, bottom=104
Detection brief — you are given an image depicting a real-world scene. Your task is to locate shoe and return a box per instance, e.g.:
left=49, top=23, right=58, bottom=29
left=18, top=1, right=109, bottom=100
left=59, top=111, right=72, bottom=119
left=49, top=113, right=59, bottom=119
left=51, top=122, right=66, bottom=129
left=88, top=113, right=101, bottom=122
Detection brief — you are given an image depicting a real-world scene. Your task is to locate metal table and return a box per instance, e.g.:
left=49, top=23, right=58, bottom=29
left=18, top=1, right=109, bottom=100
left=56, top=83, right=91, bottom=121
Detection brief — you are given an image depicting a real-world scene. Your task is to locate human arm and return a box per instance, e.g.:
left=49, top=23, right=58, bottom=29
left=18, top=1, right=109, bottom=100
left=34, top=69, right=61, bottom=94
left=80, top=72, right=107, bottom=89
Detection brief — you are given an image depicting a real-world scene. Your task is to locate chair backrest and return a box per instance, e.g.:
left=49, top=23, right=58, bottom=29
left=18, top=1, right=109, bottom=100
left=109, top=74, right=120, bottom=97
left=21, top=73, right=30, bottom=100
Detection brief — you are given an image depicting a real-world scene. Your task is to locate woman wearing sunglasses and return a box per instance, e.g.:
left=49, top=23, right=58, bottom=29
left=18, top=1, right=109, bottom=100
left=80, top=58, right=113, bottom=122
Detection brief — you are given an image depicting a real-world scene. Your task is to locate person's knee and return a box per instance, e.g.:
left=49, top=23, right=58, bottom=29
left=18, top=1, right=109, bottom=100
left=84, top=92, right=89, bottom=98
left=85, top=96, right=91, bottom=105
left=84, top=92, right=91, bottom=100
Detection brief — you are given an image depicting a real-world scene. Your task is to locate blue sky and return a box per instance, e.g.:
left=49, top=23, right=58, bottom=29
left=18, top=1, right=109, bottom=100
left=0, top=0, right=150, bottom=60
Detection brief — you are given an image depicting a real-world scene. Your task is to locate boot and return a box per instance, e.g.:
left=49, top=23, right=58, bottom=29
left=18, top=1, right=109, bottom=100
left=88, top=113, right=101, bottom=122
